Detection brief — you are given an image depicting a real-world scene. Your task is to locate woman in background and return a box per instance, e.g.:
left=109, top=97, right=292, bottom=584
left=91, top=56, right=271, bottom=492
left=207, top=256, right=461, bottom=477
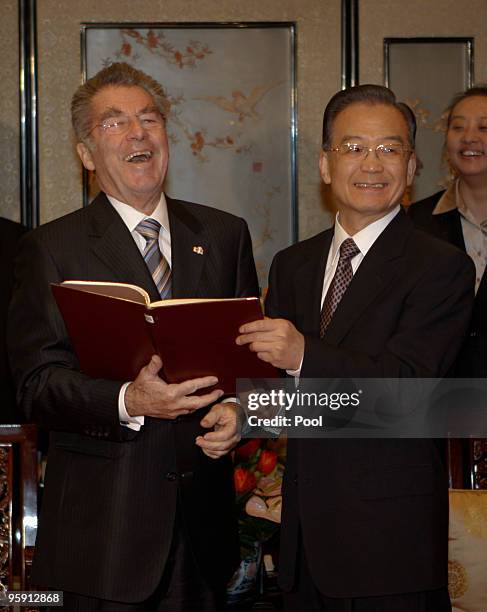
left=409, top=87, right=487, bottom=488
left=409, top=86, right=487, bottom=377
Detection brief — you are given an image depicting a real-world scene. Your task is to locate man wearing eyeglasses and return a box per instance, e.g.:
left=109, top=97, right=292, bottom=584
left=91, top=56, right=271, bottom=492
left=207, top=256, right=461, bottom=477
left=8, top=63, right=258, bottom=611
left=237, top=85, right=475, bottom=611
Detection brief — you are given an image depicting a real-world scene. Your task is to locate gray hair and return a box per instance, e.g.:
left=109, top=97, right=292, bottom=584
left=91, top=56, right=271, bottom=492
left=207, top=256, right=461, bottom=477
left=71, top=62, right=169, bottom=143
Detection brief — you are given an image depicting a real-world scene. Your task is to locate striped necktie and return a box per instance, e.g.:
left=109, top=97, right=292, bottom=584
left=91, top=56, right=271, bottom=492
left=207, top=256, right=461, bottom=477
left=320, top=238, right=360, bottom=337
left=136, top=218, right=172, bottom=300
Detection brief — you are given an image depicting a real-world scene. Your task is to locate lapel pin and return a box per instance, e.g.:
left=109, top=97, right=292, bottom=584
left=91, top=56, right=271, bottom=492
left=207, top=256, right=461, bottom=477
left=192, top=246, right=204, bottom=255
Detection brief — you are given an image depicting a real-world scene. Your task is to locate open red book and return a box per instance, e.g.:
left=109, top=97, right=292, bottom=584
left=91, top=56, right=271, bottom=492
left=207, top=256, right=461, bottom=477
left=51, top=281, right=276, bottom=394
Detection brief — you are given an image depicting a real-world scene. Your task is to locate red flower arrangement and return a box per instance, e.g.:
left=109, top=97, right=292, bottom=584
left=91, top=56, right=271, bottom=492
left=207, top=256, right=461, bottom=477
left=233, top=438, right=286, bottom=558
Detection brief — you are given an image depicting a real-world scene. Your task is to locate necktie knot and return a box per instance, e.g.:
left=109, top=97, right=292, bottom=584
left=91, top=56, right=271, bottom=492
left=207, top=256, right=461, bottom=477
left=136, top=218, right=161, bottom=242
left=339, top=238, right=360, bottom=262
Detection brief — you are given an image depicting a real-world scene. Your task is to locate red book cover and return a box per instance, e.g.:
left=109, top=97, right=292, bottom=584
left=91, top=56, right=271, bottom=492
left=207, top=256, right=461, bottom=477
left=51, top=281, right=276, bottom=393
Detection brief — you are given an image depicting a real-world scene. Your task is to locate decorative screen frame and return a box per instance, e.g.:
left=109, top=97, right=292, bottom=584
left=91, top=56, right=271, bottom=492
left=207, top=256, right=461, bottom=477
left=81, top=22, right=297, bottom=286
left=384, top=37, right=474, bottom=202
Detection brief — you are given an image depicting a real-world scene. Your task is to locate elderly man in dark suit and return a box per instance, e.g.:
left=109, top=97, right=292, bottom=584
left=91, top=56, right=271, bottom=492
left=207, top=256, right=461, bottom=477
left=0, top=217, right=26, bottom=423
left=8, top=62, right=258, bottom=611
left=237, top=85, right=475, bottom=611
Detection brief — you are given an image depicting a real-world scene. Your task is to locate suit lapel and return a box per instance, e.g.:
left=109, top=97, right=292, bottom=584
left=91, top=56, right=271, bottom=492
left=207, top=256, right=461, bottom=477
left=294, top=231, right=332, bottom=336
left=436, top=209, right=487, bottom=326
left=473, top=266, right=487, bottom=324
left=323, top=210, right=413, bottom=345
left=167, top=196, right=208, bottom=299
left=436, top=209, right=466, bottom=251
left=86, top=193, right=160, bottom=302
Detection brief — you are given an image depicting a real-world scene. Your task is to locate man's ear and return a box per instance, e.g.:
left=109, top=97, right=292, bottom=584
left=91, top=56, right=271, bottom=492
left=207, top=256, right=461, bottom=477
left=319, top=150, right=332, bottom=185
left=76, top=142, right=95, bottom=172
left=406, top=152, right=417, bottom=187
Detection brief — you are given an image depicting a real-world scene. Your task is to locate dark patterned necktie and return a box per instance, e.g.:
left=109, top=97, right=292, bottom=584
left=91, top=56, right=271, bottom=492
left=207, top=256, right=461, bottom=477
left=136, top=218, right=172, bottom=299
left=320, top=238, right=360, bottom=337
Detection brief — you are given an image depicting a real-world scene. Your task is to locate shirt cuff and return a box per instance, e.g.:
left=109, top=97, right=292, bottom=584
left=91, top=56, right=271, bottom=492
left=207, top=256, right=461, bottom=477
left=119, top=381, right=145, bottom=431
left=221, top=396, right=239, bottom=404
left=286, top=354, right=303, bottom=378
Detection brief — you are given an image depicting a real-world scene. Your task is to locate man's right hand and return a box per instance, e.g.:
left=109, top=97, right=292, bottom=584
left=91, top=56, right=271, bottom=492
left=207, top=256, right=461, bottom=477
left=125, top=355, right=224, bottom=419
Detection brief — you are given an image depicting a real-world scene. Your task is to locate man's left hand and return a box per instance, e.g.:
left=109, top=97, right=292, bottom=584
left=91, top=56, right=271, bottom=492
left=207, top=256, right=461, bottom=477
left=236, top=317, right=305, bottom=370
left=196, top=401, right=241, bottom=459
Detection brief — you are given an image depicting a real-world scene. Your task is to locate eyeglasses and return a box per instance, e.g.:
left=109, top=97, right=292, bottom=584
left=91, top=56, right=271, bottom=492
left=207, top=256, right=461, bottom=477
left=326, top=142, right=412, bottom=162
left=90, top=112, right=164, bottom=136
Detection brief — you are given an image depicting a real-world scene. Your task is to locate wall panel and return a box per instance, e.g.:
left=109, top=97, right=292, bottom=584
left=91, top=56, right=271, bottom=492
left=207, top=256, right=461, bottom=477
left=0, top=2, right=21, bottom=222
left=360, top=0, right=487, bottom=85
left=37, top=0, right=342, bottom=238
left=359, top=0, right=487, bottom=202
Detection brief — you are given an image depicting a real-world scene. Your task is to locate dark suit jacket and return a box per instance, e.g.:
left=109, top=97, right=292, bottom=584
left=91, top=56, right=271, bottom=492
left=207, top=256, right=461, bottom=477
left=7, top=193, right=259, bottom=602
left=265, top=210, right=475, bottom=598
left=0, top=217, right=27, bottom=423
left=409, top=190, right=487, bottom=376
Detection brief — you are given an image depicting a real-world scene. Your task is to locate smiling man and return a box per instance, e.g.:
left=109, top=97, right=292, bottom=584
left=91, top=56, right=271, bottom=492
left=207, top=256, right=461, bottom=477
left=8, top=63, right=258, bottom=611
left=237, top=85, right=475, bottom=611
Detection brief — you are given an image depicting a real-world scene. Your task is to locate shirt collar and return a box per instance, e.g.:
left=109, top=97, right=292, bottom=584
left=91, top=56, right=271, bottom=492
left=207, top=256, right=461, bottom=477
left=432, top=179, right=485, bottom=229
left=107, top=193, right=170, bottom=233
left=331, top=205, right=401, bottom=263
left=432, top=181, right=458, bottom=215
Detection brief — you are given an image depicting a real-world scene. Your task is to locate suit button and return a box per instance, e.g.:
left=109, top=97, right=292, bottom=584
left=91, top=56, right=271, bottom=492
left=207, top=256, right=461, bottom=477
left=293, top=475, right=298, bottom=485
left=165, top=472, right=178, bottom=481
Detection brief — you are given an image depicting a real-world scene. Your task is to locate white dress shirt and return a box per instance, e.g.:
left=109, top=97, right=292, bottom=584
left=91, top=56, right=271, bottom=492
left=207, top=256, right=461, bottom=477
left=288, top=206, right=401, bottom=377
left=108, top=194, right=171, bottom=431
